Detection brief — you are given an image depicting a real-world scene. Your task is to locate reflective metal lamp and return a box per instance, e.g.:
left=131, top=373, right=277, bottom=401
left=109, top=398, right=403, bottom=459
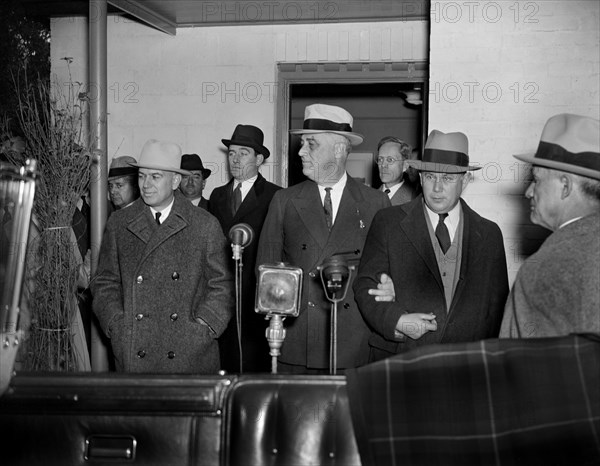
left=255, top=263, right=303, bottom=374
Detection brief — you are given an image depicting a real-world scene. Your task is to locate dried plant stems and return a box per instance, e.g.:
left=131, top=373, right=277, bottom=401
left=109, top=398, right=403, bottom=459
left=6, top=61, right=94, bottom=371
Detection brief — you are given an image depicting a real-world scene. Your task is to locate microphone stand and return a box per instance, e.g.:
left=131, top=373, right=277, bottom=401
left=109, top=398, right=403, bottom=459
left=231, top=244, right=244, bottom=374
left=319, top=265, right=354, bottom=375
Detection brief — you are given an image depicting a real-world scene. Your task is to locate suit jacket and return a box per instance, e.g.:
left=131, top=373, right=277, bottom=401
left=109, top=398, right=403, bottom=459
left=353, top=195, right=508, bottom=356
left=501, top=213, right=600, bottom=338
left=91, top=191, right=233, bottom=374
left=208, top=173, right=281, bottom=371
left=383, top=181, right=419, bottom=206
left=256, top=176, right=391, bottom=369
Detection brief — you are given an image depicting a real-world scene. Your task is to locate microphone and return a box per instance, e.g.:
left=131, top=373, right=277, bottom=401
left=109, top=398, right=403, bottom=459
left=319, top=254, right=351, bottom=301
left=229, top=223, right=254, bottom=260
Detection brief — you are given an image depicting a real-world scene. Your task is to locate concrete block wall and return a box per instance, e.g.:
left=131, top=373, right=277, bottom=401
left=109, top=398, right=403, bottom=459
left=429, top=0, right=599, bottom=282
left=50, top=17, right=428, bottom=196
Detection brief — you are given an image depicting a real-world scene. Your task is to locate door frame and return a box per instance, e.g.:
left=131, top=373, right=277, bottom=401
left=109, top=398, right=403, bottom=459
left=274, top=61, right=429, bottom=187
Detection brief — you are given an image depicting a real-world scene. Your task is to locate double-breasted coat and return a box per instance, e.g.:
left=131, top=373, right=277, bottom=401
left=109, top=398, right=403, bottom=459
left=208, top=173, right=281, bottom=372
left=92, top=191, right=233, bottom=374
left=353, top=196, right=509, bottom=357
left=256, top=176, right=390, bottom=369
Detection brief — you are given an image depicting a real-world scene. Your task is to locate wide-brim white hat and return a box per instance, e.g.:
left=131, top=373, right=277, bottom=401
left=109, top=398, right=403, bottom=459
left=514, top=114, right=600, bottom=180
left=408, top=130, right=481, bottom=173
left=130, top=139, right=191, bottom=176
left=289, top=103, right=364, bottom=146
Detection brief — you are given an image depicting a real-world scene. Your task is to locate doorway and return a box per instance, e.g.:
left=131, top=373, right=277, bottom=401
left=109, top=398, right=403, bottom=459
left=274, top=62, right=428, bottom=187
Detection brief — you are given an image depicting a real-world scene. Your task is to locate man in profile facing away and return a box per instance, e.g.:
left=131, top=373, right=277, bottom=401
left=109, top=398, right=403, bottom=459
left=500, top=114, right=600, bottom=338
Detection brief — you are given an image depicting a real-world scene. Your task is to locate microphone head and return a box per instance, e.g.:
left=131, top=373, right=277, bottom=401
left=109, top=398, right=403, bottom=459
left=320, top=255, right=350, bottom=282
left=228, top=223, right=254, bottom=247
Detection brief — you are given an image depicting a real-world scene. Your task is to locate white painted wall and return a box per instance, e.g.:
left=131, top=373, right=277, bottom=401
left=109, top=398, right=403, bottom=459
left=429, top=0, right=599, bottom=281
left=50, top=17, right=428, bottom=195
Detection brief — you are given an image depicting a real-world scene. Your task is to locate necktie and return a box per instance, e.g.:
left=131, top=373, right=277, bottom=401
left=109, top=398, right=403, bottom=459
left=323, top=187, right=333, bottom=230
left=155, top=212, right=161, bottom=225
left=232, top=182, right=242, bottom=214
left=384, top=188, right=391, bottom=197
left=435, top=213, right=451, bottom=254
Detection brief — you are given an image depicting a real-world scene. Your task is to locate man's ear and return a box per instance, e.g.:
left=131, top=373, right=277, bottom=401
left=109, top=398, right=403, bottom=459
left=172, top=173, right=182, bottom=190
left=256, top=153, right=265, bottom=167
left=560, top=174, right=573, bottom=200
left=333, top=142, right=348, bottom=159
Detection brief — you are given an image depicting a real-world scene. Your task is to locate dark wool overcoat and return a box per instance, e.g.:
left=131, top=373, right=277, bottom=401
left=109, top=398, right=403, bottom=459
left=353, top=195, right=509, bottom=356
left=208, top=173, right=281, bottom=372
left=256, top=176, right=390, bottom=369
left=92, top=191, right=233, bottom=374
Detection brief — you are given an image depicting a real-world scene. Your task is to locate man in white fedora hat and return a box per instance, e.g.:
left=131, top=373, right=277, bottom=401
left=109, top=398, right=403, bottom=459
left=92, top=139, right=233, bottom=374
left=500, top=114, right=600, bottom=338
left=354, top=129, right=508, bottom=362
left=256, top=104, right=390, bottom=373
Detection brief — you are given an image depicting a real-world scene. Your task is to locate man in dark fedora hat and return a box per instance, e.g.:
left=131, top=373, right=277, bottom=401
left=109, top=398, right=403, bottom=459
left=501, top=114, right=600, bottom=338
left=108, top=155, right=140, bottom=210
left=256, top=104, right=390, bottom=373
left=179, top=153, right=211, bottom=210
left=209, top=124, right=281, bottom=373
left=354, top=129, right=508, bottom=362
left=92, top=139, right=233, bottom=374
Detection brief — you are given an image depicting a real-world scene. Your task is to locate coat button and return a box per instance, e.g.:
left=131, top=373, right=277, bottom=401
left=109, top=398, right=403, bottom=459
left=167, top=351, right=175, bottom=359
left=171, top=272, right=179, bottom=280
left=137, top=350, right=146, bottom=358
left=343, top=302, right=350, bottom=309
left=136, top=275, right=143, bottom=284
left=354, top=249, right=360, bottom=255
left=135, top=313, right=144, bottom=321
left=309, top=271, right=316, bottom=278
left=301, top=244, right=307, bottom=250
left=170, top=313, right=178, bottom=321
left=308, top=301, right=315, bottom=308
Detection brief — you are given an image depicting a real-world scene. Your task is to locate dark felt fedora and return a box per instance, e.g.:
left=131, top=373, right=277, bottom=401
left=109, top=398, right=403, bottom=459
left=108, top=156, right=138, bottom=179
left=181, top=153, right=211, bottom=179
left=514, top=114, right=600, bottom=180
left=221, top=125, right=270, bottom=159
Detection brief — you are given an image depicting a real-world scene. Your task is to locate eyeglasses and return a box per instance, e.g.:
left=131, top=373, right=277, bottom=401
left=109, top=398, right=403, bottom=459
left=421, top=173, right=463, bottom=184
left=376, top=157, right=403, bottom=165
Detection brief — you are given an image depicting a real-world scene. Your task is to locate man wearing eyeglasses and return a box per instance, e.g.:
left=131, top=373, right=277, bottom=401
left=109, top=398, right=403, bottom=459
left=375, top=136, right=420, bottom=206
left=353, top=130, right=509, bottom=362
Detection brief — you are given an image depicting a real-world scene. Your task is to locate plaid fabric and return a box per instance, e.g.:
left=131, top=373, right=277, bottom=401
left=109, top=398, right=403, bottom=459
left=346, top=334, right=600, bottom=466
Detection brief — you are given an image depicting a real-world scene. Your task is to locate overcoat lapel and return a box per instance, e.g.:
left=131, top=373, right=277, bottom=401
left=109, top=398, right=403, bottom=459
left=127, top=202, right=188, bottom=266
left=291, top=182, right=330, bottom=249
left=449, top=200, right=476, bottom=314
left=400, top=199, right=443, bottom=290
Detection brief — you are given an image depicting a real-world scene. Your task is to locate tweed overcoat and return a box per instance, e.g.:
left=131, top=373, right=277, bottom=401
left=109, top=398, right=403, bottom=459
left=500, top=212, right=600, bottom=338
left=208, top=173, right=282, bottom=371
left=256, top=176, right=390, bottom=369
left=92, top=191, right=233, bottom=374
left=353, top=195, right=509, bottom=356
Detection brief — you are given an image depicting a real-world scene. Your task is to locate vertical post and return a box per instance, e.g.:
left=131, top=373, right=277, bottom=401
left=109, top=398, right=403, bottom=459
left=89, top=0, right=109, bottom=371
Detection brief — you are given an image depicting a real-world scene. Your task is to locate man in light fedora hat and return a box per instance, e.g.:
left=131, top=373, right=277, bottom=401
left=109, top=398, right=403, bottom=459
left=256, top=103, right=390, bottom=373
left=354, top=129, right=508, bottom=362
left=92, top=139, right=233, bottom=374
left=501, top=114, right=600, bottom=338
left=209, top=124, right=281, bottom=373
left=108, top=156, right=140, bottom=210
left=179, top=153, right=211, bottom=210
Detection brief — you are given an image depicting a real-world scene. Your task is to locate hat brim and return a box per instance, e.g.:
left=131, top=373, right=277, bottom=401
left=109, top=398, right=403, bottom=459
left=289, top=129, right=364, bottom=146
left=130, top=162, right=191, bottom=176
left=514, top=153, right=600, bottom=180
left=407, top=160, right=481, bottom=173
left=221, top=139, right=270, bottom=159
